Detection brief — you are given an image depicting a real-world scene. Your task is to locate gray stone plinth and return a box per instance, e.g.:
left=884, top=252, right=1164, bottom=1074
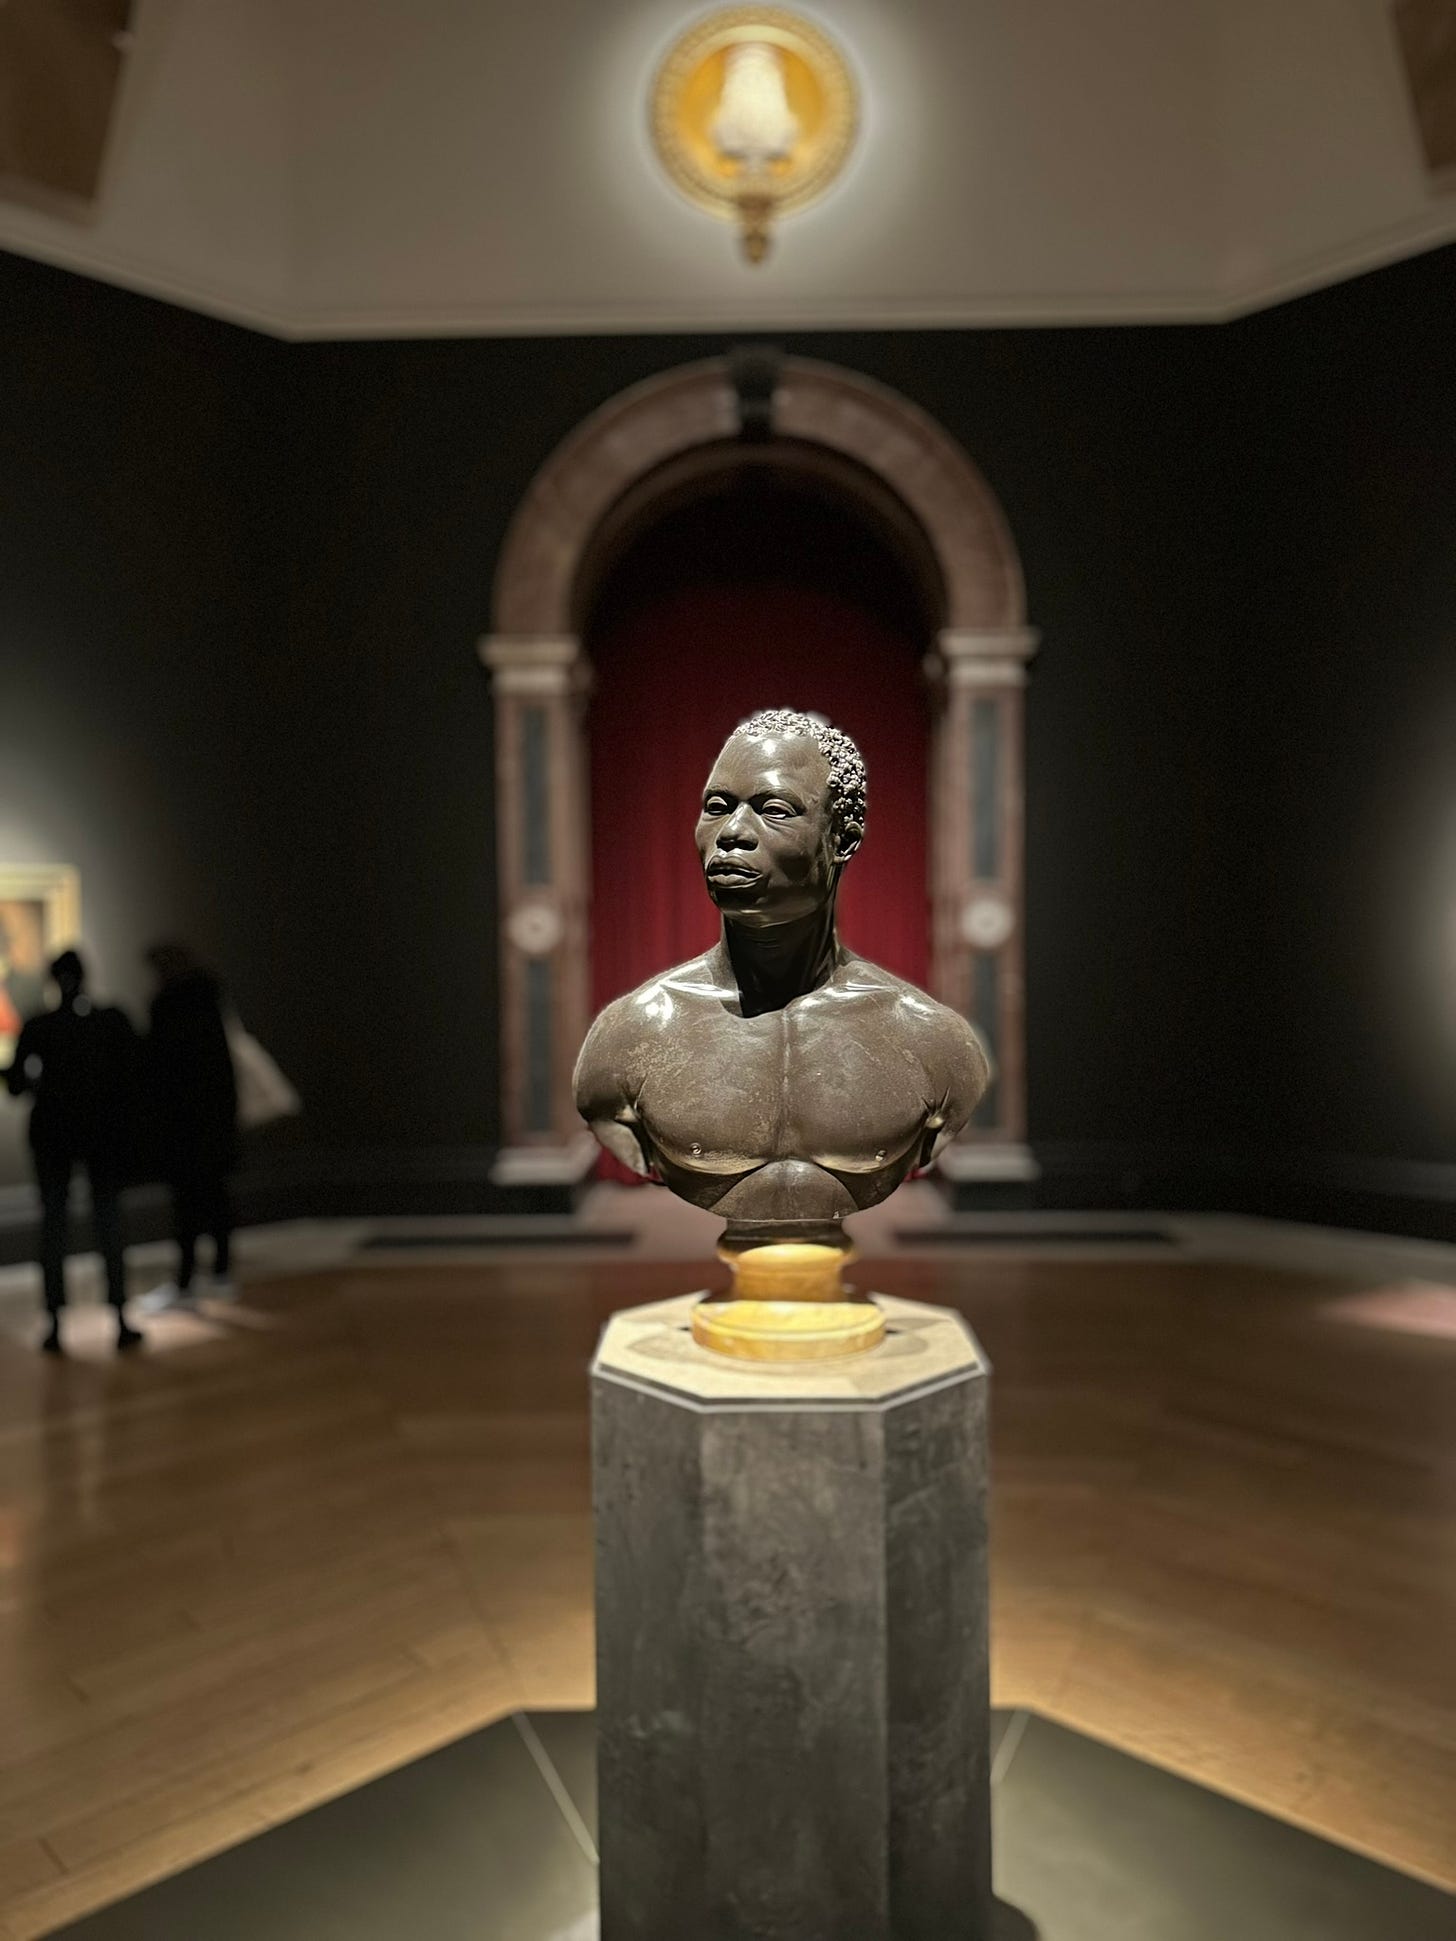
left=592, top=1293, right=992, bottom=1941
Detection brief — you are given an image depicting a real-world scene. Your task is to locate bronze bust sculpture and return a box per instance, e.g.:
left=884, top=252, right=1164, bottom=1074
left=575, top=709, right=989, bottom=1356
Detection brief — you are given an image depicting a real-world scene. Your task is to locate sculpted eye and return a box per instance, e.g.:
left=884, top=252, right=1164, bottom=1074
left=761, top=798, right=797, bottom=819
left=703, top=794, right=732, bottom=816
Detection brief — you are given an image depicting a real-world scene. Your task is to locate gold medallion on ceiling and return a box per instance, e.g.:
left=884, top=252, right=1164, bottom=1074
left=650, top=8, right=858, bottom=265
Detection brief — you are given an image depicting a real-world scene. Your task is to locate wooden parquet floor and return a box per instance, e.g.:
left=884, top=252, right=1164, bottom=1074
left=0, top=1252, right=1452, bottom=1935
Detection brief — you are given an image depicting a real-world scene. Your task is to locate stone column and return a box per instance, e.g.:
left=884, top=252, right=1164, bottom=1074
left=928, top=627, right=1039, bottom=1184
left=478, top=634, right=596, bottom=1184
left=593, top=1294, right=993, bottom=1940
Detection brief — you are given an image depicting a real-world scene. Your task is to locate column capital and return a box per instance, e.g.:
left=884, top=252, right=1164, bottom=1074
left=478, top=634, right=588, bottom=695
left=931, top=627, right=1040, bottom=688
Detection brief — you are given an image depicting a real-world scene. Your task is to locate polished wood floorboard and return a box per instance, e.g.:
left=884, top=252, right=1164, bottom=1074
left=0, top=1253, right=1452, bottom=1935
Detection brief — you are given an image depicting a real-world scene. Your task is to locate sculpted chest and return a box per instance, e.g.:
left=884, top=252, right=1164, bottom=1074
left=634, top=996, right=934, bottom=1175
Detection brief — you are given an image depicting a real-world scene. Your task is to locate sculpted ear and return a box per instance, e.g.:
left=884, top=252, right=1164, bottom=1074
left=835, top=820, right=864, bottom=865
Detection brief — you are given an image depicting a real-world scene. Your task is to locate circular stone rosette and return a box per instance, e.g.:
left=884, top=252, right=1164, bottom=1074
left=959, top=895, right=1015, bottom=951
left=507, top=903, right=564, bottom=957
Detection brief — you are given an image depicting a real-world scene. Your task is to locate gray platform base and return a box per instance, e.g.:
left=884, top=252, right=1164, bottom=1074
left=592, top=1293, right=995, bottom=1941
left=47, top=1708, right=1453, bottom=1941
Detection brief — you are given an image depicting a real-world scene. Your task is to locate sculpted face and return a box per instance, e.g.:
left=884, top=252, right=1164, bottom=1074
left=696, top=730, right=860, bottom=928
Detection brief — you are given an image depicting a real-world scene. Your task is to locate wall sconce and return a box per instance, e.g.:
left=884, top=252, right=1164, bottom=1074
left=650, top=8, right=858, bottom=264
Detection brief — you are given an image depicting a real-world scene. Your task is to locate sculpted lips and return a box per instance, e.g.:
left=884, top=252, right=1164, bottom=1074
left=706, top=861, right=763, bottom=885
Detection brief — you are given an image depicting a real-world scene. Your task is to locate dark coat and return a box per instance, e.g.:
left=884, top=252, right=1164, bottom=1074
left=5, top=1000, right=141, bottom=1168
left=147, top=970, right=239, bottom=1177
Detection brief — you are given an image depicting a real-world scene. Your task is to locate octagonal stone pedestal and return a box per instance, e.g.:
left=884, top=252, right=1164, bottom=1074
left=592, top=1292, right=992, bottom=1941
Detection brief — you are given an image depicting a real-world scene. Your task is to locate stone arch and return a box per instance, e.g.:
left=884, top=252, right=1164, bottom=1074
left=482, top=355, right=1036, bottom=1184
left=492, top=357, right=1025, bottom=637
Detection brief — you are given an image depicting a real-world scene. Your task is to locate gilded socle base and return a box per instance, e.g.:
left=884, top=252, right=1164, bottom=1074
left=592, top=1292, right=993, bottom=1940
left=693, top=1240, right=887, bottom=1360
left=691, top=1298, right=885, bottom=1358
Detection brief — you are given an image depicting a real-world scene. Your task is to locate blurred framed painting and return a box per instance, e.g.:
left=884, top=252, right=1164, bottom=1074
left=0, top=866, right=79, bottom=1061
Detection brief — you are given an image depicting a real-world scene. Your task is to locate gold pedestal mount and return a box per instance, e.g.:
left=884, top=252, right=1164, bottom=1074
left=691, top=1242, right=885, bottom=1362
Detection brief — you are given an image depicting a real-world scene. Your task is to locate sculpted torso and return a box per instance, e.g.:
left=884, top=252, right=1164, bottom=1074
left=576, top=944, right=986, bottom=1226
left=574, top=709, right=990, bottom=1244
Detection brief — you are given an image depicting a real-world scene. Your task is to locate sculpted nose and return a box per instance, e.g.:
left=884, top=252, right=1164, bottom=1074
left=717, top=807, right=757, bottom=851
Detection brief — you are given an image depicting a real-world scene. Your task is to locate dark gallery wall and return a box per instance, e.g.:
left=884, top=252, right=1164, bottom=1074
left=1, top=242, right=1453, bottom=1232
left=1225, top=250, right=1456, bottom=1228
left=0, top=264, right=294, bottom=1196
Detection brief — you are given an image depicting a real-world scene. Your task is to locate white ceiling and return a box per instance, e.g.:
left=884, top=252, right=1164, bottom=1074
left=1, top=0, right=1452, bottom=337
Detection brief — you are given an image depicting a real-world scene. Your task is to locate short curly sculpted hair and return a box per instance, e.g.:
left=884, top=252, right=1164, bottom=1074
left=735, top=708, right=868, bottom=840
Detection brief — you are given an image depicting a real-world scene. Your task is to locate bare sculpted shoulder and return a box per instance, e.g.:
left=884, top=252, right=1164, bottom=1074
left=828, top=952, right=992, bottom=1147
left=573, top=952, right=724, bottom=1176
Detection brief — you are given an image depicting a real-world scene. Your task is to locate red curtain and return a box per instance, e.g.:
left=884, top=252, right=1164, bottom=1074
left=588, top=580, right=930, bottom=1010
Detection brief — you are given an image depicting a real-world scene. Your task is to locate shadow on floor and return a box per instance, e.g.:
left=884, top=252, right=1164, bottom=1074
left=49, top=1708, right=1452, bottom=1940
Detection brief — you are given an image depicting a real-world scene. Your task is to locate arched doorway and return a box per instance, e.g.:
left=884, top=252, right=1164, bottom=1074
left=586, top=458, right=934, bottom=1012
left=481, top=355, right=1036, bottom=1186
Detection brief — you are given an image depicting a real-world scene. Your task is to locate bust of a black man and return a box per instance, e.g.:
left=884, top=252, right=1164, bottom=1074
left=574, top=710, right=989, bottom=1290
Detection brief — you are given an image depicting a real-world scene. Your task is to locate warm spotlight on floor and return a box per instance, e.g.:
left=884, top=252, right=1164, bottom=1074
left=1318, top=1280, right=1456, bottom=1340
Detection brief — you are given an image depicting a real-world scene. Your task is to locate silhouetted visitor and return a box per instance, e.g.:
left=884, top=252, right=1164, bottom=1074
left=141, top=942, right=238, bottom=1309
left=3, top=949, right=143, bottom=1354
